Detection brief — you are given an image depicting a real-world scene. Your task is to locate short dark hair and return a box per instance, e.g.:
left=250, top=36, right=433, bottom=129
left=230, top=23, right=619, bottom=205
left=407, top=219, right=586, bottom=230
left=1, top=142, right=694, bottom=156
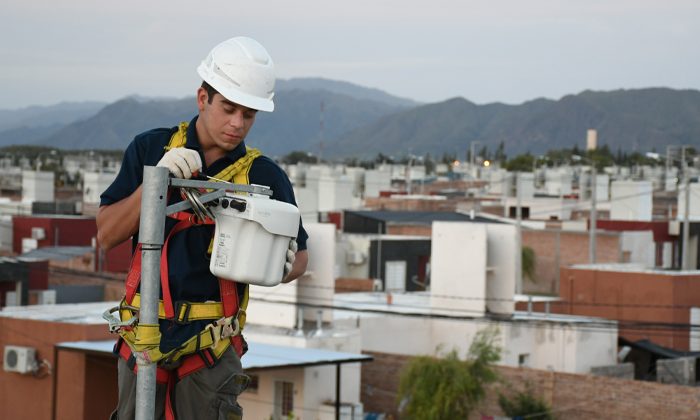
left=201, top=81, right=218, bottom=104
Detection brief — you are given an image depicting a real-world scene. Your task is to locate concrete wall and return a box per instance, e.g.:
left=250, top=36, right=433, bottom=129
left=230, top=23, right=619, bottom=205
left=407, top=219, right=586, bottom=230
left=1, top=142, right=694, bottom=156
left=430, top=222, right=487, bottom=317
left=22, top=171, right=54, bottom=202
left=620, top=231, right=656, bottom=266
left=240, top=368, right=305, bottom=420
left=300, top=223, right=336, bottom=323
left=545, top=168, right=572, bottom=196
left=364, top=169, right=392, bottom=199
left=521, top=229, right=622, bottom=295
left=362, top=351, right=700, bottom=420
left=558, top=266, right=700, bottom=350
left=357, top=312, right=614, bottom=374
left=0, top=317, right=113, bottom=420
left=295, top=186, right=319, bottom=226
left=82, top=172, right=117, bottom=204
left=485, top=224, right=516, bottom=315
left=610, top=180, right=653, bottom=221
left=677, top=182, right=700, bottom=221
left=55, top=350, right=117, bottom=420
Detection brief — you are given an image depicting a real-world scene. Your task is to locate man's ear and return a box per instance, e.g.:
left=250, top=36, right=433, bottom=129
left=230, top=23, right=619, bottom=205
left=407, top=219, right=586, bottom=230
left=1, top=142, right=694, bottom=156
left=196, top=87, right=208, bottom=112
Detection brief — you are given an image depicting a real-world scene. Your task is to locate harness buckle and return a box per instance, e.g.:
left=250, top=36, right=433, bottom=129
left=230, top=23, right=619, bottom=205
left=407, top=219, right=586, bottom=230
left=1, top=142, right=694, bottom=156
left=103, top=306, right=139, bottom=333
left=205, top=316, right=241, bottom=348
left=173, top=301, right=192, bottom=324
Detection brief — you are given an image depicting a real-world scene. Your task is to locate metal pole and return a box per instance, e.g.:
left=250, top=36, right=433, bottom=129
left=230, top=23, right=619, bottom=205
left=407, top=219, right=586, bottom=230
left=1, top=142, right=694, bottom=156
left=515, top=172, right=522, bottom=294
left=376, top=223, right=382, bottom=290
left=589, top=166, right=597, bottom=264
left=335, top=363, right=341, bottom=420
left=135, top=166, right=169, bottom=420
left=683, top=159, right=691, bottom=270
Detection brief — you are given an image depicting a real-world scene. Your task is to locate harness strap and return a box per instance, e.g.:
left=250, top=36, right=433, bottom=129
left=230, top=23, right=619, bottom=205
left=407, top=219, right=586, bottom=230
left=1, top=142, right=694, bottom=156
left=116, top=333, right=246, bottom=420
left=115, top=121, right=260, bottom=420
left=125, top=293, right=224, bottom=322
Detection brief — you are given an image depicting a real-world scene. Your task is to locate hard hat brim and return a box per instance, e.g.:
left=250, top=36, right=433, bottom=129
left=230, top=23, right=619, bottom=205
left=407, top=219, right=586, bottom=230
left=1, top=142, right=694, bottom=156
left=197, top=64, right=275, bottom=112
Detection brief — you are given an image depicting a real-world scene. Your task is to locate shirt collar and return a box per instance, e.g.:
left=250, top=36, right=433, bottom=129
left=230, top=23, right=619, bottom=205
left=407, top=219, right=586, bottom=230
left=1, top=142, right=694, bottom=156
left=185, top=116, right=248, bottom=163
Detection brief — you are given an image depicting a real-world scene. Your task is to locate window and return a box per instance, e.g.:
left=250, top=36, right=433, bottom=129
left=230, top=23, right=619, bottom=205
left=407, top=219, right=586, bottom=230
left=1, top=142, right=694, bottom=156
left=274, top=381, right=294, bottom=418
left=518, top=353, right=530, bottom=367
left=245, top=375, right=259, bottom=394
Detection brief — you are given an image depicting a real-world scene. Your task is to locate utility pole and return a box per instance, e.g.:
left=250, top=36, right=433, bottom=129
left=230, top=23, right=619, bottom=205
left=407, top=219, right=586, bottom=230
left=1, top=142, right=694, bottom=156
left=470, top=141, right=481, bottom=179
left=318, top=100, right=324, bottom=164
left=682, top=147, right=691, bottom=270
left=515, top=171, right=522, bottom=294
left=135, top=166, right=168, bottom=420
left=589, top=165, right=597, bottom=264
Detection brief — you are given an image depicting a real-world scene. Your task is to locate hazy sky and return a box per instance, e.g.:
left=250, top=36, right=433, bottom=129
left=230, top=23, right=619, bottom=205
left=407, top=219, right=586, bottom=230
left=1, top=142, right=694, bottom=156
left=2, top=0, right=699, bottom=109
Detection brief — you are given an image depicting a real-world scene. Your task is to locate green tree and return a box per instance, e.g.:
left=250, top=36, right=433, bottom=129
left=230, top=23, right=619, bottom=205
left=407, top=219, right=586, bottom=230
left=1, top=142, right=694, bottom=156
left=495, top=141, right=507, bottom=165
left=280, top=150, right=317, bottom=164
left=498, top=383, right=553, bottom=419
left=505, top=153, right=535, bottom=172
left=522, top=246, right=537, bottom=283
left=397, top=327, right=501, bottom=419
left=423, top=153, right=436, bottom=175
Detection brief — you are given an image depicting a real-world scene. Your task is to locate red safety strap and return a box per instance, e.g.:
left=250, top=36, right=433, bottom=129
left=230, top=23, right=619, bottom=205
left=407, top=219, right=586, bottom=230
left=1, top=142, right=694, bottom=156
left=119, top=208, right=244, bottom=420
left=117, top=335, right=245, bottom=420
left=124, top=211, right=212, bottom=309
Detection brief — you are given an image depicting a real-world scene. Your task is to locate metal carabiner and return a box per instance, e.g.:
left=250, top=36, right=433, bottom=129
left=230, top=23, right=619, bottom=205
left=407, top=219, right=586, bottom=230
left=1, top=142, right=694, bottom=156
left=102, top=306, right=139, bottom=333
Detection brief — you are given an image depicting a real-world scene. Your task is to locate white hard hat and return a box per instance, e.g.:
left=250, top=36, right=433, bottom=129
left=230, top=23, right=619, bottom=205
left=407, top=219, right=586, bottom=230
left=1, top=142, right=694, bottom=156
left=197, top=37, right=275, bottom=112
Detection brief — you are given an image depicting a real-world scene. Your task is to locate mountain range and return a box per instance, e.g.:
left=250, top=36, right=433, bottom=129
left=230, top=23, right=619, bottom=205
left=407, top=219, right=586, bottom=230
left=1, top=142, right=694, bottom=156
left=1, top=78, right=698, bottom=160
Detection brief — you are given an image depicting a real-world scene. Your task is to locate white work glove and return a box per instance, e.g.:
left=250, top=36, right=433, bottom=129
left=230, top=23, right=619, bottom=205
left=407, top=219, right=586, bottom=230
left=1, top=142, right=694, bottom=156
left=157, top=148, right=202, bottom=179
left=283, top=239, right=298, bottom=279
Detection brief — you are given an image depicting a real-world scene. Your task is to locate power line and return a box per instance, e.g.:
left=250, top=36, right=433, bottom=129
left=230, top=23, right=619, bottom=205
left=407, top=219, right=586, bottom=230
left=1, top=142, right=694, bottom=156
left=29, top=263, right=700, bottom=313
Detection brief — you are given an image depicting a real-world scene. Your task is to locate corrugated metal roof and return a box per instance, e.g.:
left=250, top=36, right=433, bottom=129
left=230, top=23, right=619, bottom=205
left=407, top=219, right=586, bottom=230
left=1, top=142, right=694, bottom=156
left=56, top=340, right=372, bottom=370
left=18, top=246, right=94, bottom=261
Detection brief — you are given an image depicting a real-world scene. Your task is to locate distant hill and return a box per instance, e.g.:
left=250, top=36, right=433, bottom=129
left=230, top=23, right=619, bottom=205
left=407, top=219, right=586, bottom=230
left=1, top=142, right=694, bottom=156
left=326, top=88, right=700, bottom=159
left=276, top=77, right=419, bottom=108
left=2, top=85, right=699, bottom=159
left=16, top=84, right=409, bottom=154
left=0, top=101, right=106, bottom=131
left=0, top=101, right=107, bottom=147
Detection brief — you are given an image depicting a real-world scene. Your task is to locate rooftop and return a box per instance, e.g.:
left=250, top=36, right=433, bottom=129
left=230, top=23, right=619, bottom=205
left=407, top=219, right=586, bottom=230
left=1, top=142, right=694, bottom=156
left=570, top=263, right=700, bottom=276
left=18, top=245, right=94, bottom=261
left=56, top=340, right=372, bottom=370
left=331, top=291, right=614, bottom=326
left=0, top=301, right=112, bottom=324
left=347, top=210, right=499, bottom=225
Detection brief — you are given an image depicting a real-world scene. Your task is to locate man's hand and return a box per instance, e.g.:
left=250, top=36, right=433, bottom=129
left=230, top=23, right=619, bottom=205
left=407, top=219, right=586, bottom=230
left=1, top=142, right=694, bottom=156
left=157, top=148, right=202, bottom=178
left=283, top=239, right=298, bottom=279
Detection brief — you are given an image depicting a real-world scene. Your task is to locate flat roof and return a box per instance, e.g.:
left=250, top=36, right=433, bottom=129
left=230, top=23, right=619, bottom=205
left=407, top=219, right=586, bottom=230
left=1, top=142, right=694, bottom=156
left=332, top=291, right=614, bottom=325
left=0, top=301, right=114, bottom=324
left=570, top=263, right=700, bottom=276
left=346, top=210, right=499, bottom=225
left=55, top=340, right=372, bottom=370
left=19, top=246, right=94, bottom=261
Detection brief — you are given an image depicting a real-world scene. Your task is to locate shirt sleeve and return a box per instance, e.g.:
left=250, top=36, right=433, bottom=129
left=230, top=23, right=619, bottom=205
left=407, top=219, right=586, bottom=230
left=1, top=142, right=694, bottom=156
left=100, top=129, right=169, bottom=206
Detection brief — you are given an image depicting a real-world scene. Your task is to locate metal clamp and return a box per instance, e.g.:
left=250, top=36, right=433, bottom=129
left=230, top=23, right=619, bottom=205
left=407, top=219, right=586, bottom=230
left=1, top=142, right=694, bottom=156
left=103, top=306, right=139, bottom=333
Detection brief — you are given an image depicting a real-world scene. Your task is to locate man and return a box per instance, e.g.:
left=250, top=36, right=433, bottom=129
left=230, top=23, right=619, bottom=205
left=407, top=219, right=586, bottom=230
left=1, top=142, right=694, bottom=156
left=97, top=36, right=308, bottom=420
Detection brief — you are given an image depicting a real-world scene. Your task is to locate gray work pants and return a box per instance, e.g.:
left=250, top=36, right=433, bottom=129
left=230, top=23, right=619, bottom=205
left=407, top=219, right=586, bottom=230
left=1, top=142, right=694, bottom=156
left=110, top=347, right=249, bottom=420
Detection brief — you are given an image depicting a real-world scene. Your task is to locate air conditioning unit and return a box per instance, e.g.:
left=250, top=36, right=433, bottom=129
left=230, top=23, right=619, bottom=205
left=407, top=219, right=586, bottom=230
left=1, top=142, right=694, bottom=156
left=31, top=227, right=45, bottom=240
left=346, top=249, right=366, bottom=265
left=37, top=290, right=56, bottom=305
left=3, top=345, right=38, bottom=374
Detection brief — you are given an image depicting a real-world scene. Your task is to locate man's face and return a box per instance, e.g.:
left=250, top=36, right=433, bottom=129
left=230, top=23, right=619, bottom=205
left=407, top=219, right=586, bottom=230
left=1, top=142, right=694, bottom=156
left=197, top=87, right=257, bottom=152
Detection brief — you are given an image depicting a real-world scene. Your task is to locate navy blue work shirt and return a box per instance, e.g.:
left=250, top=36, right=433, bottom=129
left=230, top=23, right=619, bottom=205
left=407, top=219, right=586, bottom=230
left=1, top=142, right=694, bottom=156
left=101, top=116, right=308, bottom=352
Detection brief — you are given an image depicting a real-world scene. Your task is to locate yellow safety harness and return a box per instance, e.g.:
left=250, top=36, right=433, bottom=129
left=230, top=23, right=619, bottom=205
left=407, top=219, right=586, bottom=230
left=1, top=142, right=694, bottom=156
left=113, top=121, right=262, bottom=371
